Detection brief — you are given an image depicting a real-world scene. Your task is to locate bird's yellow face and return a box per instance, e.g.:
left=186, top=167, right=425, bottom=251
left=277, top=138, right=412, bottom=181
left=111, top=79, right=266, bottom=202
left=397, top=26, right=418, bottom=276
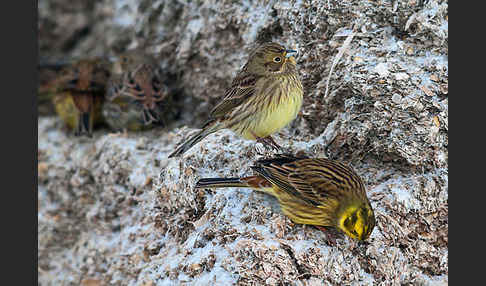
left=248, top=43, right=298, bottom=75
left=338, top=204, right=375, bottom=240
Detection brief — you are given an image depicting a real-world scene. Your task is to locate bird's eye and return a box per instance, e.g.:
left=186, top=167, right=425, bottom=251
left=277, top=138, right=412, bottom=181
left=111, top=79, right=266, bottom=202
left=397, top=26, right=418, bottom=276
left=273, top=56, right=281, bottom=62
left=344, top=217, right=352, bottom=228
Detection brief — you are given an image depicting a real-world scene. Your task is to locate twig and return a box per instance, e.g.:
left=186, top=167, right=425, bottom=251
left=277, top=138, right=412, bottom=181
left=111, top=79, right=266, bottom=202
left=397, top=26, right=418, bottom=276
left=324, top=27, right=357, bottom=99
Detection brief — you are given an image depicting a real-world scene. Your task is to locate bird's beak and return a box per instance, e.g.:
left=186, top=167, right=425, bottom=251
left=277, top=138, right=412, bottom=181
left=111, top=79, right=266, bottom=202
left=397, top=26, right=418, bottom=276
left=285, top=49, right=297, bottom=58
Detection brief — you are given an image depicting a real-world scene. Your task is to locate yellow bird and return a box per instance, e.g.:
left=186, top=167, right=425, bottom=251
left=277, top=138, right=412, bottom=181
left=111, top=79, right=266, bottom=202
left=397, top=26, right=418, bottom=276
left=44, top=58, right=110, bottom=136
left=103, top=50, right=169, bottom=131
left=195, top=155, right=375, bottom=241
left=168, top=42, right=303, bottom=158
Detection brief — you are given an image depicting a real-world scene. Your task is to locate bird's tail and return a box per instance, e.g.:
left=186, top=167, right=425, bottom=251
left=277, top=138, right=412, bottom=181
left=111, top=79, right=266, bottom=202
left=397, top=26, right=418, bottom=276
left=75, top=112, right=93, bottom=137
left=195, top=176, right=272, bottom=189
left=195, top=178, right=250, bottom=189
left=71, top=93, right=94, bottom=137
left=168, top=121, right=220, bottom=158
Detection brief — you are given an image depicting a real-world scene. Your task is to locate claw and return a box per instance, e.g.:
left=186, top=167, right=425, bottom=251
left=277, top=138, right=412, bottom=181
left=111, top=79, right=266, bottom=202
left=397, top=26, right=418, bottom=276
left=252, top=133, right=283, bottom=152
left=264, top=135, right=282, bottom=151
left=315, top=226, right=338, bottom=246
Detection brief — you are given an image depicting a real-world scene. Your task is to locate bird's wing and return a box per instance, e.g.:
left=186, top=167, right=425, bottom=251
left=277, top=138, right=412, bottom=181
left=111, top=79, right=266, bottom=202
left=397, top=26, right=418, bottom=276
left=57, top=59, right=110, bottom=93
left=89, top=60, right=111, bottom=90
left=71, top=92, right=93, bottom=113
left=289, top=158, right=361, bottom=203
left=252, top=156, right=321, bottom=207
left=209, top=70, right=259, bottom=119
left=254, top=157, right=356, bottom=207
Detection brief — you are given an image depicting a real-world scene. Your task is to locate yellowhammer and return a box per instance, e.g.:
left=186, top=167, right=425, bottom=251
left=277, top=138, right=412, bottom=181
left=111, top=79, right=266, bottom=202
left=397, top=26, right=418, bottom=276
left=196, top=155, right=375, bottom=241
left=169, top=42, right=303, bottom=158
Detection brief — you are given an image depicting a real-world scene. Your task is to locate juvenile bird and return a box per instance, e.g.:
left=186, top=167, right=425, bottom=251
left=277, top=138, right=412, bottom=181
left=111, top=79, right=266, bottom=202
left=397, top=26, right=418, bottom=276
left=195, top=155, right=375, bottom=241
left=45, top=58, right=111, bottom=136
left=168, top=42, right=303, bottom=158
left=103, top=50, right=168, bottom=131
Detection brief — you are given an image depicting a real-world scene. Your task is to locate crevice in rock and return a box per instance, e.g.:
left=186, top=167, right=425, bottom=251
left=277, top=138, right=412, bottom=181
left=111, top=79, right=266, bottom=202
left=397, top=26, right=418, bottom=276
left=280, top=243, right=311, bottom=280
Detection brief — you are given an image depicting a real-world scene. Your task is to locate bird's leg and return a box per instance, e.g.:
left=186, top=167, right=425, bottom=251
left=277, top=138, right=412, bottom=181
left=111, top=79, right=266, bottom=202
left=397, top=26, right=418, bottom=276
left=252, top=132, right=272, bottom=149
left=252, top=132, right=282, bottom=151
left=315, top=226, right=337, bottom=246
left=263, top=135, right=283, bottom=151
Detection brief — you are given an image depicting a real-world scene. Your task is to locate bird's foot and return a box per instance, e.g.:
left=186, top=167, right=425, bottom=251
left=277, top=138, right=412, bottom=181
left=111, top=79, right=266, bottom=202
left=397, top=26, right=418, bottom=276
left=315, top=226, right=338, bottom=246
left=253, top=133, right=282, bottom=152
left=264, top=135, right=283, bottom=151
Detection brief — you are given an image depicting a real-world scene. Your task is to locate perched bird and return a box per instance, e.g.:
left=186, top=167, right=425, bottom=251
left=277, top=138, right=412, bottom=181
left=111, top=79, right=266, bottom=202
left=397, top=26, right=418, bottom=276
left=103, top=50, right=169, bottom=131
left=51, top=91, right=104, bottom=135
left=168, top=42, right=303, bottom=158
left=103, top=75, right=157, bottom=132
left=44, top=58, right=111, bottom=136
left=195, top=155, right=375, bottom=241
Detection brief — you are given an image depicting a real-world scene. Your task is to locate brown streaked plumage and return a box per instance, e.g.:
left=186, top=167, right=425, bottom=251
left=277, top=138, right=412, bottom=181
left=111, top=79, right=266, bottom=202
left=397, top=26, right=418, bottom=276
left=168, top=42, right=303, bottom=158
left=45, top=58, right=110, bottom=136
left=195, top=155, right=375, bottom=241
left=105, top=51, right=168, bottom=127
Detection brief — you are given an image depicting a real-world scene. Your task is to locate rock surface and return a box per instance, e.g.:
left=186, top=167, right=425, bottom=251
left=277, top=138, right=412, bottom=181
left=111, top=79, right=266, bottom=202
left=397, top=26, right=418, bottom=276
left=38, top=0, right=448, bottom=285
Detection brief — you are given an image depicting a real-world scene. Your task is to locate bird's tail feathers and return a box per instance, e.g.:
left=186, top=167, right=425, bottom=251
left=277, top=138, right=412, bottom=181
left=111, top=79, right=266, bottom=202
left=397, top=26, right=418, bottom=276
left=75, top=112, right=93, bottom=137
left=195, top=178, right=250, bottom=189
left=168, top=121, right=220, bottom=158
left=195, top=176, right=271, bottom=189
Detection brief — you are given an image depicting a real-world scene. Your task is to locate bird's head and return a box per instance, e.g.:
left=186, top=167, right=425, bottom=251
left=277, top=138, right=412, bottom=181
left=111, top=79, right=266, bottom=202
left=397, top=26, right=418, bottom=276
left=246, top=42, right=298, bottom=75
left=337, top=202, right=375, bottom=240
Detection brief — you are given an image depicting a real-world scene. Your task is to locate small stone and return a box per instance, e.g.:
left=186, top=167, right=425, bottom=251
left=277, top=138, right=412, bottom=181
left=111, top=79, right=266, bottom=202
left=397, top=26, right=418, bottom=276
left=374, top=62, right=390, bottom=77
left=265, top=277, right=278, bottom=285
left=421, top=85, right=435, bottom=97
left=433, top=116, right=440, bottom=127
left=392, top=94, right=402, bottom=104
left=370, top=89, right=381, bottom=97
left=394, top=72, right=409, bottom=81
